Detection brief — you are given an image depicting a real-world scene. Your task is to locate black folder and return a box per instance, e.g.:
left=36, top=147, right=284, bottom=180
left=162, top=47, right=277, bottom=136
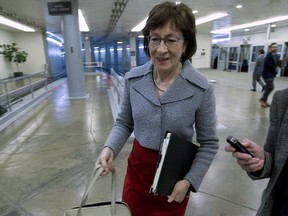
left=150, top=132, right=199, bottom=196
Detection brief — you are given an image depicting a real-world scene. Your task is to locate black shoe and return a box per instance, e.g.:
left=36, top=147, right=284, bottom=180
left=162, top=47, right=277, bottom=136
left=261, top=85, right=266, bottom=92
left=250, top=89, right=256, bottom=92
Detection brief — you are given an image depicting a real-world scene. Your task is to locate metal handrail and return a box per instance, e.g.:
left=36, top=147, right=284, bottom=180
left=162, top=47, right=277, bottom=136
left=109, top=69, right=124, bottom=110
left=0, top=71, right=48, bottom=113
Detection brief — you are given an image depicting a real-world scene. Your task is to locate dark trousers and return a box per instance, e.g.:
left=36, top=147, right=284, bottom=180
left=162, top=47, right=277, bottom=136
left=261, top=77, right=274, bottom=102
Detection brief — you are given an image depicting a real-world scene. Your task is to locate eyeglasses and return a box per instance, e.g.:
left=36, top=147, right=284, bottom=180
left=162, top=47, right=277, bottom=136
left=146, top=35, right=184, bottom=47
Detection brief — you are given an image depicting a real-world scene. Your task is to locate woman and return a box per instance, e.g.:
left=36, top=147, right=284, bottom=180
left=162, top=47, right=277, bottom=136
left=97, top=2, right=219, bottom=215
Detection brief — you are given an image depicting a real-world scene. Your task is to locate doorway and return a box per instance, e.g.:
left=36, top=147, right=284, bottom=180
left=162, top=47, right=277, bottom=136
left=239, top=44, right=251, bottom=72
left=211, top=45, right=219, bottom=69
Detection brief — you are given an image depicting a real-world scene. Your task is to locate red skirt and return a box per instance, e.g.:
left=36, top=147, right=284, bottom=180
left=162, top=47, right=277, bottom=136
left=122, top=139, right=189, bottom=216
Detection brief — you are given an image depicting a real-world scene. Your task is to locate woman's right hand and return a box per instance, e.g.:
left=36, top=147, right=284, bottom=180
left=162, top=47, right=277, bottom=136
left=96, top=147, right=115, bottom=176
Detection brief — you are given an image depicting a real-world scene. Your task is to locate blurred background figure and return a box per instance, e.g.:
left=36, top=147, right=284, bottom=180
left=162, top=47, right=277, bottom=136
left=259, top=43, right=279, bottom=108
left=251, top=49, right=265, bottom=92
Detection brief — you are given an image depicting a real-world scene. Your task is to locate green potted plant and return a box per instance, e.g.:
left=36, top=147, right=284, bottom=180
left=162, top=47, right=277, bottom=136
left=0, top=42, right=28, bottom=77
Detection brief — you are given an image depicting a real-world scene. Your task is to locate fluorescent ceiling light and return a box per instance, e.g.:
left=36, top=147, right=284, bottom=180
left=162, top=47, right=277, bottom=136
left=195, top=13, right=228, bottom=25
left=0, top=15, right=35, bottom=32
left=0, top=11, right=88, bottom=32
left=212, top=38, right=230, bottom=43
left=131, top=12, right=228, bottom=32
left=78, top=9, right=89, bottom=32
left=131, top=17, right=148, bottom=32
left=47, top=37, right=63, bottom=46
left=46, top=31, right=63, bottom=43
left=211, top=15, right=288, bottom=34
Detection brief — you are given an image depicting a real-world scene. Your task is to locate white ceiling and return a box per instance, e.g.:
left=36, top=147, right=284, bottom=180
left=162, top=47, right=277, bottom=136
left=0, top=0, right=288, bottom=42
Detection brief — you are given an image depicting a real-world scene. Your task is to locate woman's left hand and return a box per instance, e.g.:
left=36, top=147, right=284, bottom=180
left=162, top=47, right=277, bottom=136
left=168, top=179, right=191, bottom=203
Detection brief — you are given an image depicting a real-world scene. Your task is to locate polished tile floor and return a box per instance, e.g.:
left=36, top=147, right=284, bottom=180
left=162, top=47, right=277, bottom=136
left=0, top=69, right=287, bottom=216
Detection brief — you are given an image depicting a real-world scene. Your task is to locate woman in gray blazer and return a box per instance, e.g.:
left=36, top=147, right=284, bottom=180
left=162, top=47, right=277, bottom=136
left=225, top=88, right=288, bottom=216
left=97, top=2, right=219, bottom=215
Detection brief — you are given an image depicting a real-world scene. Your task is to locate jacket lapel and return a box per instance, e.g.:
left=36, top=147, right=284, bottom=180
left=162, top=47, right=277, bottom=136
left=159, top=76, right=195, bottom=104
left=131, top=73, right=196, bottom=106
left=129, top=60, right=209, bottom=106
left=131, top=74, right=161, bottom=106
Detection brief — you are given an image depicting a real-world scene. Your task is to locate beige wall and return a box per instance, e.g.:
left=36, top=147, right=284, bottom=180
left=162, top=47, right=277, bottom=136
left=0, top=29, right=15, bottom=78
left=193, top=33, right=212, bottom=69
left=0, top=29, right=46, bottom=79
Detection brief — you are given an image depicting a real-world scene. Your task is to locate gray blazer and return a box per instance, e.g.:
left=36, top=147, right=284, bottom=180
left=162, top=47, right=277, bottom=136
left=104, top=60, right=219, bottom=192
left=249, top=88, right=288, bottom=216
left=253, top=54, right=265, bottom=75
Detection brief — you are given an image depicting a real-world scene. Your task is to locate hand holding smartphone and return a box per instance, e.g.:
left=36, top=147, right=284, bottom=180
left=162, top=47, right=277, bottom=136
left=226, top=135, right=254, bottom=157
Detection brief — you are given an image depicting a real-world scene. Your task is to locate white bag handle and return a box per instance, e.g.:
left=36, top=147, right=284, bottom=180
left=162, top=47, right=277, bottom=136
left=76, top=163, right=117, bottom=216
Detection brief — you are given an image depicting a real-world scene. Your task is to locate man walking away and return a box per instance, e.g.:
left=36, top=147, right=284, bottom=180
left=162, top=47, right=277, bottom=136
left=251, top=49, right=265, bottom=92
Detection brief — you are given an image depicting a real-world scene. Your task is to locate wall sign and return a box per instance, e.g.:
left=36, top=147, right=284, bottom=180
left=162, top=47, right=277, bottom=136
left=130, top=51, right=136, bottom=56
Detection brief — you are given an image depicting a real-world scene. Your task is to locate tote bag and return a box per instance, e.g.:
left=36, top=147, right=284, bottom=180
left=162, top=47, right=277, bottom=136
left=64, top=164, right=131, bottom=216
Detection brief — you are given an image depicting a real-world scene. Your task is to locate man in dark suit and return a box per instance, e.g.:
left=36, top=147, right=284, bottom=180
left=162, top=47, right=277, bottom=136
left=259, top=43, right=280, bottom=108
left=225, top=88, right=288, bottom=216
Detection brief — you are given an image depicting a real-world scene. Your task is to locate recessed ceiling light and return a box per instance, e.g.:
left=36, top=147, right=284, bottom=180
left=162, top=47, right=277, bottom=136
left=244, top=28, right=249, bottom=31
left=192, top=10, right=198, bottom=14
left=271, top=24, right=277, bottom=27
left=236, top=5, right=243, bottom=9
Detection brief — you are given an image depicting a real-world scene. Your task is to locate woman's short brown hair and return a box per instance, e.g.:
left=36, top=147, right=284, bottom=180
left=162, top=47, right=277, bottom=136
left=142, top=1, right=197, bottom=61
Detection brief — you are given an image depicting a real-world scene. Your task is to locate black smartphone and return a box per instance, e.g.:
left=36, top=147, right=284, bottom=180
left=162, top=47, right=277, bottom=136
left=226, top=135, right=254, bottom=157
